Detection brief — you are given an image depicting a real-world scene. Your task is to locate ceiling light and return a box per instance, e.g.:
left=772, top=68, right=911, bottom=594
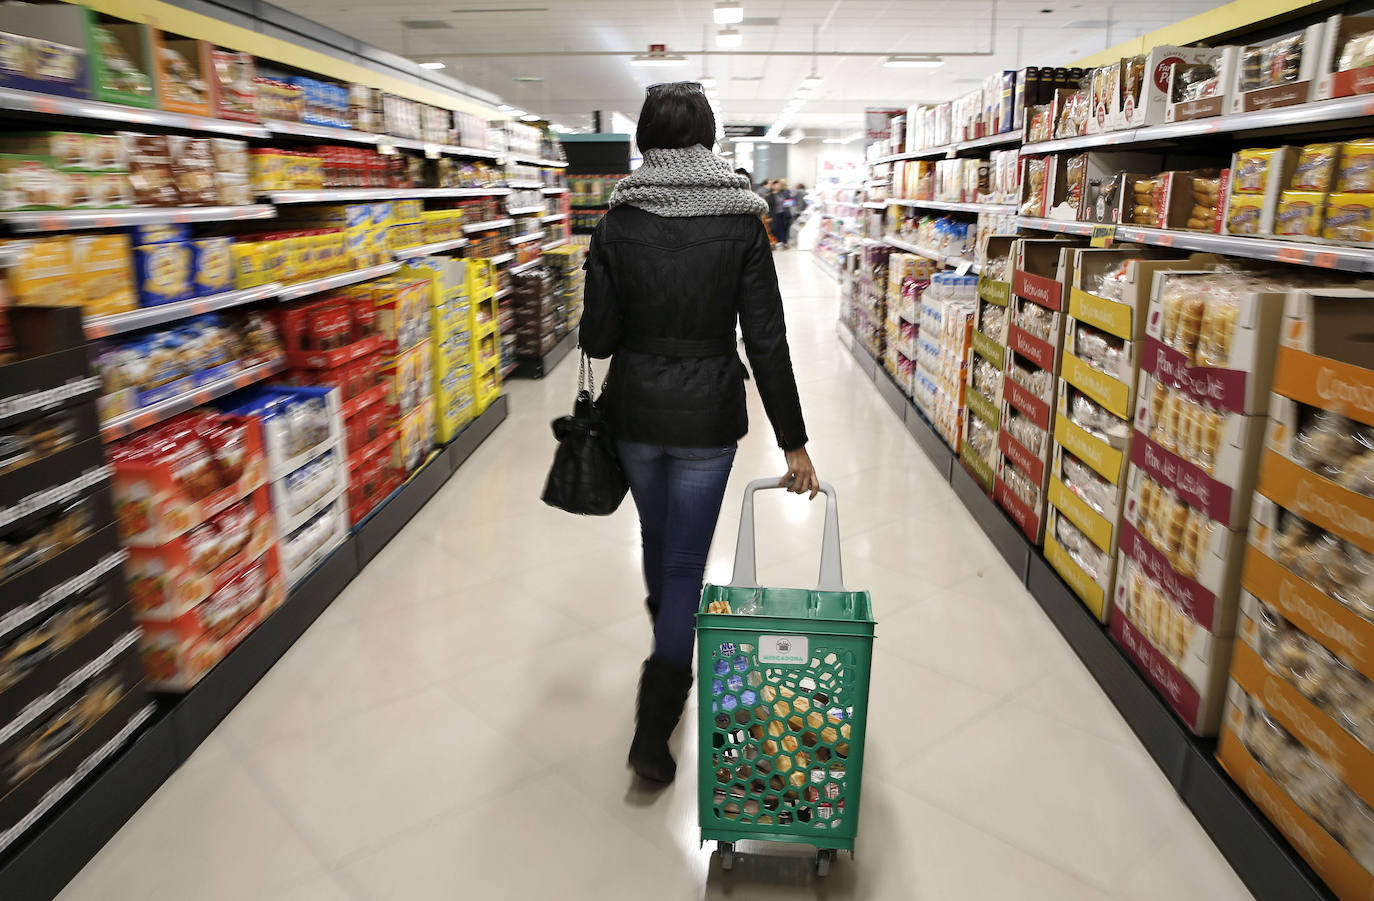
left=497, top=104, right=515, bottom=112
left=418, top=61, right=446, bottom=70
left=509, top=108, right=527, bottom=117
left=631, top=44, right=689, bottom=66
left=801, top=75, right=822, bottom=89
left=884, top=55, right=944, bottom=68
left=716, top=27, right=742, bottom=48
left=520, top=113, right=541, bottom=121
left=821, top=138, right=846, bottom=144
left=713, top=1, right=744, bottom=25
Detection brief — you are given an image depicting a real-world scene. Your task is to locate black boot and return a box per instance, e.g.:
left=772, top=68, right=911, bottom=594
left=628, top=657, right=692, bottom=784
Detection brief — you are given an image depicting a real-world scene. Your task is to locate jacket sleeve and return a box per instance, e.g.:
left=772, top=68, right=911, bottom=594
left=578, top=221, right=619, bottom=359
left=738, top=217, right=808, bottom=451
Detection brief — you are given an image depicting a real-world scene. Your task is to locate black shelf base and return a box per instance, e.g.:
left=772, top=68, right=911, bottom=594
left=839, top=330, right=1337, bottom=901
left=0, top=396, right=510, bottom=901
left=509, top=328, right=579, bottom=380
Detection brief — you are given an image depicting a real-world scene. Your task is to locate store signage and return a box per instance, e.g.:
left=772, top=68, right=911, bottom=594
left=864, top=108, right=905, bottom=148
left=723, top=124, right=767, bottom=138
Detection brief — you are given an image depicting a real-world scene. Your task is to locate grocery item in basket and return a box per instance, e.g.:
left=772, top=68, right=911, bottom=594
left=1226, top=193, right=1265, bottom=235
left=0, top=409, right=83, bottom=477
left=1235, top=148, right=1278, bottom=194
left=159, top=45, right=207, bottom=107
left=1142, top=379, right=1224, bottom=471
left=1239, top=34, right=1306, bottom=92
left=1120, top=562, right=1189, bottom=662
left=1063, top=154, right=1086, bottom=209
left=1131, top=177, right=1159, bottom=226
left=979, top=299, right=1007, bottom=339
left=1187, top=177, right=1221, bottom=231
left=966, top=414, right=997, bottom=464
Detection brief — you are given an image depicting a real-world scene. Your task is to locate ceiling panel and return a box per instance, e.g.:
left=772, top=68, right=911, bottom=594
left=269, top=0, right=1227, bottom=133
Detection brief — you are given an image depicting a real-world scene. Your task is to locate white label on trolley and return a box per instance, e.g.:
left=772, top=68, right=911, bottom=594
left=758, top=635, right=809, bottom=666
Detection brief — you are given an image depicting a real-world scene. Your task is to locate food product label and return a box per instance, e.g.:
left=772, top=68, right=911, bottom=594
left=1130, top=434, right=1235, bottom=526
left=1061, top=352, right=1132, bottom=419
left=1045, top=528, right=1106, bottom=618
left=1329, top=66, right=1374, bottom=99
left=999, top=426, right=1045, bottom=486
left=977, top=277, right=1010, bottom=307
left=1140, top=336, right=1250, bottom=413
left=1259, top=450, right=1374, bottom=555
left=758, top=635, right=808, bottom=666
left=1240, top=81, right=1311, bottom=112
left=1013, top=269, right=1062, bottom=311
left=1273, top=346, right=1374, bottom=428
left=1055, top=414, right=1124, bottom=484
left=1008, top=324, right=1056, bottom=374
left=965, top=387, right=1000, bottom=430
left=1172, top=96, right=1224, bottom=121
left=1110, top=608, right=1201, bottom=726
left=1243, top=549, right=1372, bottom=677
left=1004, top=378, right=1051, bottom=431
left=994, top=475, right=1041, bottom=541
left=970, top=329, right=1005, bottom=371
left=1048, top=477, right=1113, bottom=552
left=1069, top=288, right=1135, bottom=340
left=1120, top=520, right=1218, bottom=629
left=961, top=446, right=995, bottom=492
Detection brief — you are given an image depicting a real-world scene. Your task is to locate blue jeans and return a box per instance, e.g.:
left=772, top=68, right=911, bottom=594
left=617, top=440, right=737, bottom=668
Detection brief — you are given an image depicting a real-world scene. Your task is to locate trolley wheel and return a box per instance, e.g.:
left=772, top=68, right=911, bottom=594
left=816, top=848, right=835, bottom=876
left=720, top=842, right=735, bottom=871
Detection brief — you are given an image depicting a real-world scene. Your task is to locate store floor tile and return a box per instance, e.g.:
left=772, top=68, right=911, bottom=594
left=55, top=249, right=1255, bottom=901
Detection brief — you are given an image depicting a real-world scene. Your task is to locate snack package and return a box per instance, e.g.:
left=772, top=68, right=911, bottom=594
left=1062, top=449, right=1116, bottom=515
left=1274, top=191, right=1327, bottom=237
left=1338, top=139, right=1374, bottom=193
left=1227, top=193, right=1266, bottom=235
left=1292, top=143, right=1341, bottom=192
left=1324, top=193, right=1374, bottom=242
left=1020, top=158, right=1047, bottom=217
left=1235, top=148, right=1278, bottom=193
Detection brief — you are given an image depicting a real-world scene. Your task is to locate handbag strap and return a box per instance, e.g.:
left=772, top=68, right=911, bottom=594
left=578, top=350, right=609, bottom=396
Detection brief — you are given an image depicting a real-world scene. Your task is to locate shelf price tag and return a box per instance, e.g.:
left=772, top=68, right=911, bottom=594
left=955, top=260, right=973, bottom=276
left=1090, top=224, right=1116, bottom=248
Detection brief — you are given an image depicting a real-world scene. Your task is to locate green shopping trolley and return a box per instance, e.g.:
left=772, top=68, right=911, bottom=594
left=697, top=478, right=875, bottom=876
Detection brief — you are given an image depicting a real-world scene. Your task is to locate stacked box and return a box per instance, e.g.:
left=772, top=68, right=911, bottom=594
left=1217, top=287, right=1374, bottom=901
left=1109, top=271, right=1289, bottom=734
left=884, top=254, right=935, bottom=393
left=994, top=238, right=1084, bottom=543
left=915, top=273, right=975, bottom=450
left=409, top=258, right=475, bottom=443
left=1045, top=249, right=1207, bottom=619
left=511, top=267, right=557, bottom=359
left=0, top=307, right=152, bottom=856
left=961, top=238, right=1015, bottom=493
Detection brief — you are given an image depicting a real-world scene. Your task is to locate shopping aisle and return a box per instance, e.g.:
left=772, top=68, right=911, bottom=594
left=56, top=251, right=1253, bottom=901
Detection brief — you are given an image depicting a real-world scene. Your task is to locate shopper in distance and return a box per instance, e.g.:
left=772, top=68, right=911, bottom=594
left=580, top=80, right=819, bottom=785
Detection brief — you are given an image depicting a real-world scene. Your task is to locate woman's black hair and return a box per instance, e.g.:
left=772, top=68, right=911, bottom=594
left=636, top=82, right=716, bottom=151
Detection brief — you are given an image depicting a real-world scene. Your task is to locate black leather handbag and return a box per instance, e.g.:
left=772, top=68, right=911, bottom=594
left=542, top=353, right=628, bottom=515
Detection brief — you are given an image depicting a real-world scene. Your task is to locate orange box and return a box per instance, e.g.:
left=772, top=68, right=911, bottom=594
left=1242, top=548, right=1374, bottom=679
left=1257, top=449, right=1374, bottom=555
left=6, top=237, right=75, bottom=306
left=72, top=234, right=136, bottom=316
left=152, top=32, right=213, bottom=117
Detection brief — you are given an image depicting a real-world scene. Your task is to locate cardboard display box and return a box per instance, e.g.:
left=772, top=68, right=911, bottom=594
left=1165, top=47, right=1238, bottom=123
left=1224, top=23, right=1325, bottom=114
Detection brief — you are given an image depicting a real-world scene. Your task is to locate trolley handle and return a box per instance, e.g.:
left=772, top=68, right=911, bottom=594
left=728, top=477, right=844, bottom=592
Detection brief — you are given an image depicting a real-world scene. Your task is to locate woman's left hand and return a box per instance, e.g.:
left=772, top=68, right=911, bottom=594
left=781, top=447, right=820, bottom=499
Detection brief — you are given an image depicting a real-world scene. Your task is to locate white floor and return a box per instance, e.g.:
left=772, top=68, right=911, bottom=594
left=57, top=250, right=1257, bottom=901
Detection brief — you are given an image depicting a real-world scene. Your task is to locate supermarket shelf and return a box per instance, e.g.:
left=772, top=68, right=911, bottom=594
left=810, top=251, right=839, bottom=281
left=541, top=213, right=568, bottom=223
left=277, top=262, right=402, bottom=301
left=393, top=237, right=470, bottom=259
left=1021, top=92, right=1374, bottom=156
left=862, top=201, right=887, bottom=210
left=542, top=186, right=570, bottom=194
left=508, top=230, right=546, bottom=245
left=882, top=234, right=980, bottom=273
left=0, top=87, right=270, bottom=138
left=0, top=397, right=510, bottom=901
left=0, top=244, right=19, bottom=268
left=0, top=205, right=275, bottom=233
left=494, top=286, right=512, bottom=299
left=507, top=205, right=546, bottom=216
left=462, top=218, right=516, bottom=233
left=508, top=258, right=542, bottom=274
left=837, top=328, right=1338, bottom=901
left=489, top=252, right=516, bottom=264
left=506, top=179, right=545, bottom=189
left=264, top=119, right=380, bottom=144
left=84, top=284, right=283, bottom=339
left=888, top=198, right=1018, bottom=215
left=1019, top=217, right=1374, bottom=272
left=100, top=356, right=285, bottom=441
left=509, top=155, right=569, bottom=168
left=870, top=130, right=1021, bottom=165
left=509, top=328, right=579, bottom=380
left=268, top=187, right=509, bottom=203
left=436, top=144, right=503, bottom=160
left=541, top=238, right=568, bottom=251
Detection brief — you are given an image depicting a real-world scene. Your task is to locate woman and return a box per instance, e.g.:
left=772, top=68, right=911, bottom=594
left=771, top=180, right=794, bottom=248
left=580, top=81, right=819, bottom=785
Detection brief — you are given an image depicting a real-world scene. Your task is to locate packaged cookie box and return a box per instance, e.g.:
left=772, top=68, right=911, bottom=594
left=269, top=448, right=345, bottom=537
left=1223, top=146, right=1298, bottom=236
left=1142, top=271, right=1288, bottom=416
left=1219, top=685, right=1374, bottom=901
left=280, top=497, right=346, bottom=587
left=151, top=31, right=212, bottom=117
left=347, top=449, right=397, bottom=524
left=1111, top=552, right=1235, bottom=733
left=392, top=396, right=435, bottom=475
left=84, top=15, right=157, bottom=108
left=383, top=338, right=432, bottom=415
left=208, top=49, right=256, bottom=122
left=124, top=486, right=275, bottom=621
left=108, top=413, right=267, bottom=547
left=1018, top=155, right=1055, bottom=219
left=136, top=549, right=285, bottom=692
left=0, top=4, right=91, bottom=100
left=226, top=385, right=343, bottom=482
left=473, top=362, right=502, bottom=415
left=1318, top=13, right=1374, bottom=100
left=1223, top=23, right=1326, bottom=114
left=1165, top=47, right=1239, bottom=123
left=1118, top=464, right=1248, bottom=623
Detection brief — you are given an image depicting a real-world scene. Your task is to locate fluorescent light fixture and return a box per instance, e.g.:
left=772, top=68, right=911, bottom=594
left=497, top=104, right=515, bottom=112
left=713, top=1, right=744, bottom=25
left=716, top=27, right=742, bottom=48
left=509, top=108, right=527, bottom=117
left=821, top=138, right=846, bottom=144
left=520, top=113, right=541, bottom=121
left=801, top=75, right=822, bottom=89
left=884, top=55, right=944, bottom=68
left=418, top=61, right=445, bottom=70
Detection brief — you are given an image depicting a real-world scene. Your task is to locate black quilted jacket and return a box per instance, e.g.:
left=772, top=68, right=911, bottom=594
left=579, top=205, right=808, bottom=451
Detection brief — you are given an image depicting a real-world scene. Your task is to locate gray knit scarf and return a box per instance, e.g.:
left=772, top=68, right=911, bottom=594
left=609, top=145, right=768, bottom=218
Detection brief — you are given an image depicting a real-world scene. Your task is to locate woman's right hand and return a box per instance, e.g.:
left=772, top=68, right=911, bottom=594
left=781, top=447, right=820, bottom=499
